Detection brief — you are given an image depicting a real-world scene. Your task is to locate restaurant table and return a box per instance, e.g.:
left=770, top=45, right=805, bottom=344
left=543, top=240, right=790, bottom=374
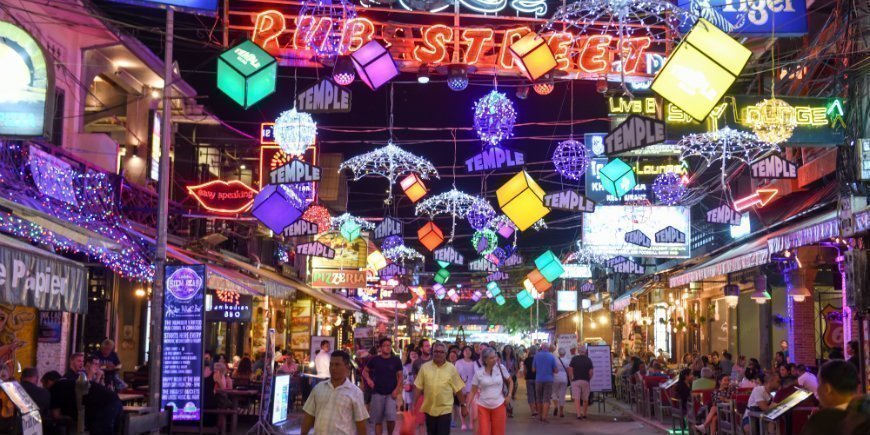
left=223, top=389, right=260, bottom=433
left=122, top=405, right=151, bottom=414
left=119, top=393, right=146, bottom=403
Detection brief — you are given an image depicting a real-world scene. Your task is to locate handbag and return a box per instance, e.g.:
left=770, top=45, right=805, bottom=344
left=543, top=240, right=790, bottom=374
left=497, top=363, right=513, bottom=416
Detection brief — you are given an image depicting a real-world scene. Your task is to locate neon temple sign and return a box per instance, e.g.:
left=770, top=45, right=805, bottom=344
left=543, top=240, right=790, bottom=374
left=231, top=7, right=666, bottom=81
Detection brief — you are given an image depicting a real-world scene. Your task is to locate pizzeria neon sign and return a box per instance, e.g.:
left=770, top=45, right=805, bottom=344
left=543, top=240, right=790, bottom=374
left=236, top=9, right=664, bottom=80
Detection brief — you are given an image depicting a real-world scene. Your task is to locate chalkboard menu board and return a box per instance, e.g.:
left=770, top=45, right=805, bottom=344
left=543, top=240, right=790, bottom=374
left=206, top=291, right=252, bottom=322
left=587, top=344, right=613, bottom=392
left=161, top=264, right=206, bottom=422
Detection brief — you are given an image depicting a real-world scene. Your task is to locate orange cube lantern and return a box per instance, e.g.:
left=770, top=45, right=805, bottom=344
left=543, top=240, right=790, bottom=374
left=400, top=173, right=428, bottom=203
left=509, top=32, right=558, bottom=82
left=417, top=221, right=444, bottom=251
left=526, top=269, right=552, bottom=292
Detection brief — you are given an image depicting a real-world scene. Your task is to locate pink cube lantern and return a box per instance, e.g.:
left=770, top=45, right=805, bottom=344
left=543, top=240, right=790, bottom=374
left=497, top=221, right=515, bottom=238
left=350, top=40, right=400, bottom=91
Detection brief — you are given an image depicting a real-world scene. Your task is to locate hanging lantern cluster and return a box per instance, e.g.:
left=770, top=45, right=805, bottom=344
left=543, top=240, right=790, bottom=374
left=274, top=108, right=317, bottom=156
left=297, top=0, right=357, bottom=59
left=552, top=139, right=590, bottom=180
left=473, top=90, right=517, bottom=147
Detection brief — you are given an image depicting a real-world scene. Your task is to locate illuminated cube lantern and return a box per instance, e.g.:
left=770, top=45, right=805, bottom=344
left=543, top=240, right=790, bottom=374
left=400, top=173, right=428, bottom=203
left=434, top=283, right=446, bottom=299
left=434, top=268, right=450, bottom=284
left=217, top=40, right=277, bottom=109
left=509, top=32, right=558, bottom=82
left=447, top=288, right=460, bottom=303
left=485, top=252, right=500, bottom=266
left=251, top=184, right=303, bottom=233
left=598, top=158, right=637, bottom=199
left=496, top=170, right=550, bottom=231
left=367, top=250, right=388, bottom=271
left=495, top=294, right=506, bottom=305
left=486, top=281, right=502, bottom=298
left=417, top=221, right=444, bottom=251
left=350, top=40, right=400, bottom=91
left=651, top=18, right=751, bottom=121
left=341, top=220, right=362, bottom=242
left=527, top=269, right=552, bottom=292
left=472, top=290, right=483, bottom=302
left=534, top=250, right=565, bottom=282
left=496, top=221, right=515, bottom=239
left=517, top=290, right=535, bottom=309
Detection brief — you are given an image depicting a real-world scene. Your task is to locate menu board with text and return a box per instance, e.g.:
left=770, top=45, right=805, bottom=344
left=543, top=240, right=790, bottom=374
left=161, top=264, right=206, bottom=421
left=587, top=344, right=613, bottom=392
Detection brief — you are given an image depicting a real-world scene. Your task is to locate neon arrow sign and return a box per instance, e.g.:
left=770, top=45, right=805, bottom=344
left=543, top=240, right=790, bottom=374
left=733, top=189, right=778, bottom=212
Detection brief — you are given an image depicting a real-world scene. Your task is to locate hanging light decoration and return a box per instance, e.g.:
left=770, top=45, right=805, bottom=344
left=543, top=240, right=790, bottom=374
left=274, top=108, right=317, bottom=156
left=380, top=235, right=404, bottom=251
left=466, top=201, right=496, bottom=230
left=751, top=275, right=771, bottom=304
left=723, top=284, right=740, bottom=308
left=552, top=139, right=589, bottom=180
left=533, top=73, right=555, bottom=96
left=339, top=142, right=439, bottom=202
left=332, top=55, right=356, bottom=86
left=473, top=90, right=517, bottom=147
left=471, top=229, right=498, bottom=255
left=297, top=0, right=357, bottom=60
left=446, top=64, right=470, bottom=91
left=302, top=205, right=331, bottom=234
left=750, top=98, right=798, bottom=144
left=383, top=245, right=424, bottom=262
left=652, top=172, right=687, bottom=205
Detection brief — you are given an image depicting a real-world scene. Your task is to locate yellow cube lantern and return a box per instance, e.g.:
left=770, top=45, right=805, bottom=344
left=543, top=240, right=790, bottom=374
left=509, top=32, right=558, bottom=82
left=367, top=250, right=388, bottom=271
left=496, top=170, right=550, bottom=231
left=651, top=18, right=751, bottom=121
left=400, top=173, right=428, bottom=203
left=417, top=221, right=444, bottom=251
left=527, top=269, right=552, bottom=292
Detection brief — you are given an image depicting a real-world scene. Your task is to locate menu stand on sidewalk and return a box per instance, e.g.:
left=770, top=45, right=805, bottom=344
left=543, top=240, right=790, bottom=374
left=246, top=328, right=284, bottom=435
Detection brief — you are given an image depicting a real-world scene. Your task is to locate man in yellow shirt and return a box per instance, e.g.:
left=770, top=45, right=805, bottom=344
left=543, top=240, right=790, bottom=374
left=413, top=342, right=468, bottom=435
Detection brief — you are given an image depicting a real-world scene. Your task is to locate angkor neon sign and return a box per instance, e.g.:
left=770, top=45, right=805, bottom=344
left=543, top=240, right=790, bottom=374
left=235, top=8, right=664, bottom=81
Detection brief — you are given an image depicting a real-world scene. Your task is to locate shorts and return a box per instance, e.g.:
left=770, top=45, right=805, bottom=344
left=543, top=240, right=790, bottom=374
left=534, top=381, right=553, bottom=405
left=571, top=380, right=591, bottom=403
left=552, top=381, right=568, bottom=406
left=369, top=393, right=397, bottom=423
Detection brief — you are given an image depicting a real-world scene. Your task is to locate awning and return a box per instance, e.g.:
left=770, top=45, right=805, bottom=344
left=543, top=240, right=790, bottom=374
left=612, top=285, right=646, bottom=311
left=220, top=255, right=360, bottom=311
left=766, top=211, right=838, bottom=254
left=363, top=304, right=389, bottom=322
left=166, top=246, right=264, bottom=296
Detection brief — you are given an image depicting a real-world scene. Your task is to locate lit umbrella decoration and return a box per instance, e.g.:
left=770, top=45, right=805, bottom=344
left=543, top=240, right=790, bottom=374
left=552, top=138, right=590, bottom=180
left=274, top=108, right=317, bottom=156
left=565, top=240, right=607, bottom=265
left=679, top=127, right=778, bottom=189
left=416, top=189, right=495, bottom=241
left=339, top=142, right=439, bottom=203
left=383, top=245, right=425, bottom=262
left=652, top=172, right=687, bottom=206
left=330, top=213, right=375, bottom=232
left=473, top=90, right=517, bottom=147
left=297, top=0, right=357, bottom=60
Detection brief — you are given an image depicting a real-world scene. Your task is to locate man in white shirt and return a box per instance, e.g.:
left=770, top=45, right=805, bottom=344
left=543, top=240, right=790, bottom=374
left=314, top=340, right=332, bottom=378
left=795, top=364, right=819, bottom=395
left=742, top=373, right=780, bottom=433
left=301, top=350, right=369, bottom=435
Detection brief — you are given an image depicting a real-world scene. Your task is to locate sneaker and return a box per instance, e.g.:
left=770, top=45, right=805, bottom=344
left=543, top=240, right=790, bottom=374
left=694, top=424, right=705, bottom=432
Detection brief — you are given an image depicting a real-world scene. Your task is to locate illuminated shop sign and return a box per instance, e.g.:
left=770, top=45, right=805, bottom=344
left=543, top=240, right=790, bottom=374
left=607, top=95, right=846, bottom=146
left=230, top=6, right=666, bottom=81
left=110, top=0, right=218, bottom=14
left=206, top=291, right=252, bottom=322
left=585, top=156, right=687, bottom=204
left=678, top=0, right=808, bottom=36
left=259, top=145, right=317, bottom=204
left=583, top=206, right=691, bottom=258
left=186, top=180, right=258, bottom=214
left=310, top=268, right=367, bottom=288
left=0, top=21, right=53, bottom=137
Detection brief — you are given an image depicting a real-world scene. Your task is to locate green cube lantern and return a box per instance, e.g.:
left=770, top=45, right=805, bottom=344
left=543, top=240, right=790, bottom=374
left=517, top=290, right=535, bottom=309
left=217, top=40, right=277, bottom=109
left=495, top=294, right=506, bottom=305
left=486, top=281, right=502, bottom=298
left=598, top=158, right=637, bottom=198
left=340, top=220, right=362, bottom=241
left=434, top=268, right=450, bottom=284
left=534, top=250, right=565, bottom=282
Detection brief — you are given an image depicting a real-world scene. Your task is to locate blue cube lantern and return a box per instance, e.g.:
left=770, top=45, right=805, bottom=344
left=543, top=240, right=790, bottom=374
left=534, top=250, right=565, bottom=282
left=341, top=220, right=361, bottom=242
left=598, top=158, right=637, bottom=198
left=252, top=184, right=303, bottom=233
left=434, top=268, right=450, bottom=284
left=517, top=290, right=535, bottom=309
left=495, top=294, right=506, bottom=305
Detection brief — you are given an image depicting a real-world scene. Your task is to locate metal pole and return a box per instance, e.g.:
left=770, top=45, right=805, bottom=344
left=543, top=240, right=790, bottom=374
left=149, top=6, right=173, bottom=411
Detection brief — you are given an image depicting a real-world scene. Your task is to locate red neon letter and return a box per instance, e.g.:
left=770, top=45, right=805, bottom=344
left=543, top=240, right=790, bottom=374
left=462, top=28, right=494, bottom=65
left=547, top=32, right=573, bottom=71
left=578, top=35, right=612, bottom=73
left=619, top=37, right=652, bottom=74
left=498, top=27, right=531, bottom=70
left=414, top=24, right=453, bottom=64
left=252, top=10, right=286, bottom=49
left=294, top=15, right=315, bottom=50
left=341, top=18, right=374, bottom=54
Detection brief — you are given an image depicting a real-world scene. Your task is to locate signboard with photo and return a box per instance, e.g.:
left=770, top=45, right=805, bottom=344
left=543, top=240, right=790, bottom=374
left=289, top=299, right=312, bottom=355
left=583, top=206, right=691, bottom=258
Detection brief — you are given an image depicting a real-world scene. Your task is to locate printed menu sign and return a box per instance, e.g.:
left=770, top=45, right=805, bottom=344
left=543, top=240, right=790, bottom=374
left=161, top=264, right=206, bottom=421
left=587, top=345, right=613, bottom=392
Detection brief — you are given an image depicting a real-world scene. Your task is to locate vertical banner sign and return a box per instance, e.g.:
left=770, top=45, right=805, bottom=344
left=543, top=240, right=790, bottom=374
left=161, top=264, right=206, bottom=422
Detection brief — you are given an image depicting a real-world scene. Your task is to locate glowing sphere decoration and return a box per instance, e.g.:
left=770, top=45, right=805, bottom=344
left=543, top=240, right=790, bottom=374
left=750, top=98, right=797, bottom=145
left=302, top=205, right=331, bottom=234
left=332, top=55, right=356, bottom=86
left=552, top=139, right=589, bottom=180
left=466, top=201, right=496, bottom=230
left=472, top=229, right=498, bottom=255
left=297, top=0, right=357, bottom=59
left=380, top=235, right=403, bottom=251
left=447, top=64, right=470, bottom=91
left=473, top=90, right=517, bottom=147
left=274, top=108, right=317, bottom=156
left=652, top=172, right=687, bottom=205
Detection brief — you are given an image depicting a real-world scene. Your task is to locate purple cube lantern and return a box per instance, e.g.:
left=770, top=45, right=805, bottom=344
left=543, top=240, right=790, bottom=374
left=350, top=40, right=399, bottom=91
left=252, top=184, right=304, bottom=233
left=497, top=221, right=515, bottom=239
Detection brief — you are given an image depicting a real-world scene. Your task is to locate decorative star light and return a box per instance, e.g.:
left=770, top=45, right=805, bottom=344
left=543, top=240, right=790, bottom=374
left=467, top=200, right=497, bottom=230
left=473, top=90, right=517, bottom=147
left=330, top=213, right=375, bottom=231
left=552, top=139, right=590, bottom=180
left=274, top=108, right=317, bottom=156
left=298, top=0, right=357, bottom=60
left=532, top=219, right=548, bottom=231
left=383, top=245, right=425, bottom=262
left=652, top=172, right=687, bottom=206
left=339, top=142, right=439, bottom=202
left=749, top=98, right=798, bottom=145
left=679, top=127, right=778, bottom=187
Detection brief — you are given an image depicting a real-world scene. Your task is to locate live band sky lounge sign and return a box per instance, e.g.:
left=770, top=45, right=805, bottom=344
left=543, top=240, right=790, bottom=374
left=229, top=3, right=667, bottom=81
